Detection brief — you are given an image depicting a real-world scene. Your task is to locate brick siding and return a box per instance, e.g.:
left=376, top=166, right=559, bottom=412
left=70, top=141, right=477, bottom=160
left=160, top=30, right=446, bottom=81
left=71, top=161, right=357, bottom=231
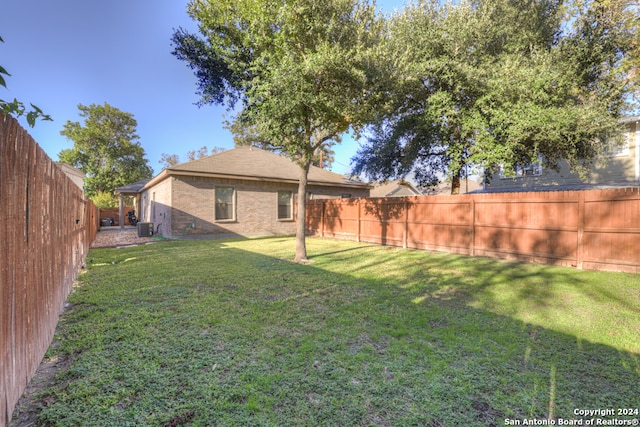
left=141, top=175, right=369, bottom=238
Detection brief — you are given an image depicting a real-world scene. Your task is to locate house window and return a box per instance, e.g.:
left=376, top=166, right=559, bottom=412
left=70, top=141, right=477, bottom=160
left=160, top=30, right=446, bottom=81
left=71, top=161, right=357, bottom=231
left=278, top=191, right=293, bottom=220
left=607, top=134, right=630, bottom=157
left=500, top=158, right=543, bottom=179
left=514, top=162, right=543, bottom=177
left=215, top=187, right=235, bottom=221
left=341, top=193, right=352, bottom=199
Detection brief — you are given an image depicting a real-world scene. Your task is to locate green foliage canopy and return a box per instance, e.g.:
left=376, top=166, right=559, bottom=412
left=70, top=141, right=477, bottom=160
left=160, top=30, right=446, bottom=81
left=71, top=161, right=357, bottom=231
left=223, top=118, right=336, bottom=169
left=58, top=103, right=153, bottom=200
left=352, top=0, right=638, bottom=194
left=172, top=0, right=385, bottom=260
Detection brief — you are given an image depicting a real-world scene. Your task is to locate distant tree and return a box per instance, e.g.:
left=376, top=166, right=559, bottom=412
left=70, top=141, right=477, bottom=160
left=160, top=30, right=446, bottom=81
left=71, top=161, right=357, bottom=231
left=186, top=147, right=207, bottom=162
left=187, top=145, right=226, bottom=161
left=313, top=141, right=336, bottom=170
left=159, top=153, right=180, bottom=169
left=92, top=191, right=119, bottom=209
left=59, top=103, right=153, bottom=200
left=223, top=118, right=336, bottom=169
left=0, top=35, right=52, bottom=127
left=172, top=0, right=384, bottom=261
left=352, top=0, right=638, bottom=194
left=159, top=145, right=226, bottom=169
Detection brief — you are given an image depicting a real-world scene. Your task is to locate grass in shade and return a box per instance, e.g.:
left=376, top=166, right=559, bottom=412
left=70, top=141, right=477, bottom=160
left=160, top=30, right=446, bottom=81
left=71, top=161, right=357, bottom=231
left=31, top=237, right=639, bottom=426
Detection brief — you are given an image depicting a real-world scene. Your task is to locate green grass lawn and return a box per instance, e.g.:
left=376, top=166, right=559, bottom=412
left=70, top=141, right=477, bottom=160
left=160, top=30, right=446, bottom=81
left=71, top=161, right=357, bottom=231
left=33, top=237, right=639, bottom=426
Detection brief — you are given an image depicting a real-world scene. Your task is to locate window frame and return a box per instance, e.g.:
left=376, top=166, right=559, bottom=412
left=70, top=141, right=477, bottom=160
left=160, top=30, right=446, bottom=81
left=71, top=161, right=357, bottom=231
left=214, top=186, right=236, bottom=222
left=499, top=157, right=543, bottom=179
left=607, top=133, right=630, bottom=158
left=277, top=190, right=294, bottom=221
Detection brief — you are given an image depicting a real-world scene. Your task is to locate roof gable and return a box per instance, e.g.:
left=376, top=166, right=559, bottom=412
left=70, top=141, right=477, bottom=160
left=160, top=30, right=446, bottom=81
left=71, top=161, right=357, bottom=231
left=370, top=180, right=423, bottom=197
left=166, top=146, right=367, bottom=188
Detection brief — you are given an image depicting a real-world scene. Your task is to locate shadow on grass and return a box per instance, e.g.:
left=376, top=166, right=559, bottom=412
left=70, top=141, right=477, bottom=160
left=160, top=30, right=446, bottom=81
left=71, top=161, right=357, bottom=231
left=339, top=244, right=640, bottom=352
left=24, top=238, right=640, bottom=427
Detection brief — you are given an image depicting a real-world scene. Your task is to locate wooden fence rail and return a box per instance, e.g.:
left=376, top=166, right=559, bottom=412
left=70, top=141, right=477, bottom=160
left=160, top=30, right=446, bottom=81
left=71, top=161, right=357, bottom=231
left=1, top=114, right=99, bottom=426
left=306, top=189, right=640, bottom=274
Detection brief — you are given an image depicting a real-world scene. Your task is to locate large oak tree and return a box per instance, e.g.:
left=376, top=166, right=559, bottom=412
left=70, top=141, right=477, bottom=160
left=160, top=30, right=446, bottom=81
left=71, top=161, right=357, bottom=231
left=352, top=0, right=638, bottom=194
left=172, top=0, right=385, bottom=261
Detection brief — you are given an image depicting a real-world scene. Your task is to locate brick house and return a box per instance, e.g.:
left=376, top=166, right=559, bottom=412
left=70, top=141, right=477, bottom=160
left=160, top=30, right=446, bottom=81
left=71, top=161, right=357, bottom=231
left=131, top=146, right=370, bottom=238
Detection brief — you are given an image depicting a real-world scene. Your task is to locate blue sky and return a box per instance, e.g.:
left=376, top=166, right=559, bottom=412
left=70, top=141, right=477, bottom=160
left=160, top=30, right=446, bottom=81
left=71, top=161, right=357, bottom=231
left=1, top=0, right=405, bottom=176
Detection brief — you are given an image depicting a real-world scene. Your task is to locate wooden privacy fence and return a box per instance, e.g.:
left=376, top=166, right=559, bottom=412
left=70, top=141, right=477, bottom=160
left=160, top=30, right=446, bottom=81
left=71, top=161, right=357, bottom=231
left=1, top=114, right=99, bottom=426
left=306, top=189, right=640, bottom=273
left=99, top=206, right=134, bottom=227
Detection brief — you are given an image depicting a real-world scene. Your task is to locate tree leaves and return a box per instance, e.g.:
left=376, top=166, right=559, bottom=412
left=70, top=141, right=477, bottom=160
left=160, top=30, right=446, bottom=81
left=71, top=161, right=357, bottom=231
left=58, top=103, right=153, bottom=199
left=173, top=0, right=384, bottom=260
left=352, top=0, right=636, bottom=193
left=0, top=64, right=10, bottom=89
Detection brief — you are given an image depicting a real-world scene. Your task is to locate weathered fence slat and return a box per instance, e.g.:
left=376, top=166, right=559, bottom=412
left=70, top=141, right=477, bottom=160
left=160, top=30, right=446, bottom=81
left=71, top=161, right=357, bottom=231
left=0, top=114, right=99, bottom=426
left=306, top=189, right=640, bottom=274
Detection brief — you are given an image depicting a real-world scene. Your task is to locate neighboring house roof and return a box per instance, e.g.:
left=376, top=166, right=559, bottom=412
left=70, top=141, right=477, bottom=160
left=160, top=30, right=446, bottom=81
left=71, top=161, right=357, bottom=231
left=471, top=182, right=640, bottom=194
left=56, top=162, right=84, bottom=190
left=621, top=115, right=640, bottom=123
left=140, top=146, right=369, bottom=191
left=370, top=180, right=423, bottom=197
left=424, top=179, right=483, bottom=195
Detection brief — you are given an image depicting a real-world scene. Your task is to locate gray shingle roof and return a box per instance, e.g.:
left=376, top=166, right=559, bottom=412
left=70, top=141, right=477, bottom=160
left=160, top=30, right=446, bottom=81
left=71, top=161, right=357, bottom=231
left=472, top=182, right=639, bottom=194
left=167, top=146, right=367, bottom=188
left=621, top=115, right=640, bottom=123
left=370, top=180, right=423, bottom=197
left=115, top=179, right=151, bottom=194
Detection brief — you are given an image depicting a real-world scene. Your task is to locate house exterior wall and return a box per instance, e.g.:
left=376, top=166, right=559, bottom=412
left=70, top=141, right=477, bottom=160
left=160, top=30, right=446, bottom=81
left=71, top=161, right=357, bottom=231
left=140, top=177, right=172, bottom=237
left=485, top=121, right=640, bottom=191
left=307, top=184, right=369, bottom=200
left=140, top=175, right=369, bottom=238
left=56, top=163, right=85, bottom=191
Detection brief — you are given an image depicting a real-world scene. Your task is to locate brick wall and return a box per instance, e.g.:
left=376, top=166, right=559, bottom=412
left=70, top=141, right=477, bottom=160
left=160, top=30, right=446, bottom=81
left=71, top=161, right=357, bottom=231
left=140, top=177, right=172, bottom=237
left=140, top=175, right=369, bottom=238
left=170, top=176, right=299, bottom=237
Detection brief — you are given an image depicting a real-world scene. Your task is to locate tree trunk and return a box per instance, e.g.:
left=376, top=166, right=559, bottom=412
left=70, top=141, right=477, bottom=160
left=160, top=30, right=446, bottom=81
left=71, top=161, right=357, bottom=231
left=451, top=168, right=461, bottom=195
left=294, top=161, right=311, bottom=262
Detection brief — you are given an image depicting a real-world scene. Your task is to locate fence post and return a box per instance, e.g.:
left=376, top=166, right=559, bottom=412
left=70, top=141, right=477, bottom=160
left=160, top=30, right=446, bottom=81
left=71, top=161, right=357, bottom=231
left=577, top=191, right=585, bottom=269
left=356, top=198, right=361, bottom=243
left=320, top=200, right=325, bottom=238
left=470, top=196, right=476, bottom=257
left=403, top=197, right=408, bottom=248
